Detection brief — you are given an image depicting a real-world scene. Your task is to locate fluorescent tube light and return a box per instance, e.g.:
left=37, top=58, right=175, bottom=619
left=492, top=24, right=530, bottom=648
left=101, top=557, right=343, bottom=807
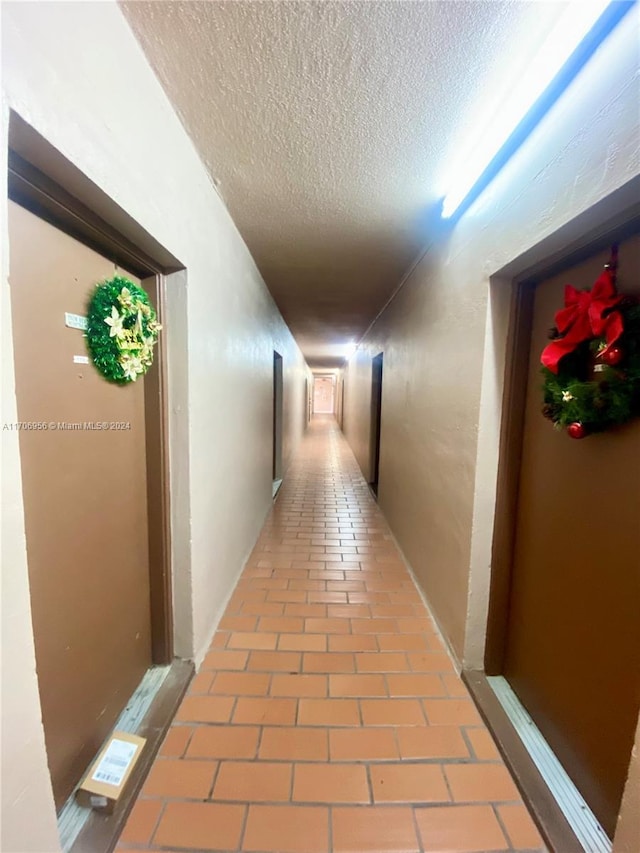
left=441, top=0, right=636, bottom=221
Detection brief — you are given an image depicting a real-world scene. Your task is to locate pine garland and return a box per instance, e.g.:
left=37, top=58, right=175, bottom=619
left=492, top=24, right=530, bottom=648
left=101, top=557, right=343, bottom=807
left=542, top=302, right=640, bottom=434
left=86, top=276, right=161, bottom=384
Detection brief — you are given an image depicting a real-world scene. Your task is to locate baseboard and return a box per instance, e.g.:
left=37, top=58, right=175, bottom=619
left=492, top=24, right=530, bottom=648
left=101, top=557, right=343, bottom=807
left=68, top=658, right=193, bottom=853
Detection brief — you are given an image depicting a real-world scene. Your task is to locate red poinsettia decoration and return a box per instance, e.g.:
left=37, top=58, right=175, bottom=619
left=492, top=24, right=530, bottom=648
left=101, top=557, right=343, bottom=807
left=541, top=266, right=624, bottom=374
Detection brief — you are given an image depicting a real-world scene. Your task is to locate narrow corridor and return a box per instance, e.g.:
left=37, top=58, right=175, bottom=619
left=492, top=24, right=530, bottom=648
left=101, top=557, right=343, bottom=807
left=116, top=417, right=545, bottom=853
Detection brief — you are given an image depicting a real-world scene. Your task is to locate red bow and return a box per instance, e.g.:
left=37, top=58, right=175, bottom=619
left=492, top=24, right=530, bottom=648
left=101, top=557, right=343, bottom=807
left=541, top=268, right=624, bottom=374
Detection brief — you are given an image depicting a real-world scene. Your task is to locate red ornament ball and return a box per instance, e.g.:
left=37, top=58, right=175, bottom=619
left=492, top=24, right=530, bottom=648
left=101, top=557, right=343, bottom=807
left=567, top=422, right=588, bottom=439
left=600, top=345, right=624, bottom=366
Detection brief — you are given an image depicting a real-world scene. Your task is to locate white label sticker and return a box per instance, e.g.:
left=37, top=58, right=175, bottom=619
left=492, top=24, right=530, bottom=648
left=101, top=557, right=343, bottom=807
left=73, top=355, right=89, bottom=364
left=65, top=313, right=88, bottom=330
left=91, top=739, right=138, bottom=787
left=89, top=795, right=108, bottom=808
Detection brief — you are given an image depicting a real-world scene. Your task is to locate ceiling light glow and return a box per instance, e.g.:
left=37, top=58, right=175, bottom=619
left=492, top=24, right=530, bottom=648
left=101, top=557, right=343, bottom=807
left=441, top=0, right=635, bottom=221
left=342, top=341, right=357, bottom=360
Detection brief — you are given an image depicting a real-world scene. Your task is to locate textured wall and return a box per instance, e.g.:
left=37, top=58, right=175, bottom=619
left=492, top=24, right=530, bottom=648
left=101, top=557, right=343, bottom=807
left=120, top=0, right=571, bottom=363
left=343, top=5, right=640, bottom=661
left=1, top=3, right=309, bottom=849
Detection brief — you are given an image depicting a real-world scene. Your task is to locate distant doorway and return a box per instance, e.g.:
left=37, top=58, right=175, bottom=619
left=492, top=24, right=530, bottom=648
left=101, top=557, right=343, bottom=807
left=369, top=353, right=383, bottom=496
left=313, top=375, right=335, bottom=414
left=273, top=352, right=283, bottom=483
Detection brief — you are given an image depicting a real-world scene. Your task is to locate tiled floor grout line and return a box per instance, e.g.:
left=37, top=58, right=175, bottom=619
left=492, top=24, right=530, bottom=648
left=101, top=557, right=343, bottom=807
left=117, top=417, right=547, bottom=852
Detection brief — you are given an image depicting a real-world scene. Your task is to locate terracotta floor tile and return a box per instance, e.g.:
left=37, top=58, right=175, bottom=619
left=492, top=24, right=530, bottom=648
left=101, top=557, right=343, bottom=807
left=407, top=651, right=455, bottom=672
left=378, top=633, right=432, bottom=651
left=233, top=696, right=297, bottom=725
left=119, top=799, right=163, bottom=845
left=142, top=758, right=218, bottom=798
left=211, top=672, right=271, bottom=696
left=186, top=726, right=260, bottom=759
left=219, top=615, right=258, bottom=632
left=386, top=673, right=446, bottom=697
left=239, top=601, right=285, bottom=617
left=360, top=698, right=425, bottom=725
left=305, top=617, right=351, bottom=634
left=258, top=615, right=305, bottom=633
left=214, top=761, right=292, bottom=802
left=327, top=604, right=371, bottom=618
left=415, top=804, right=509, bottom=852
left=201, top=649, right=249, bottom=671
left=466, top=727, right=502, bottom=761
left=247, top=651, right=301, bottom=671
left=308, top=591, right=348, bottom=603
left=445, top=764, right=521, bottom=802
left=329, top=673, right=387, bottom=697
left=356, top=652, right=410, bottom=672
left=210, top=631, right=230, bottom=648
left=267, top=590, right=307, bottom=603
left=303, top=652, right=356, bottom=673
left=352, top=618, right=399, bottom=634
left=188, top=670, right=215, bottom=694
left=298, top=698, right=360, bottom=726
left=271, top=673, right=327, bottom=697
left=424, top=698, right=483, bottom=726
left=278, top=633, right=327, bottom=652
left=153, top=801, right=245, bottom=850
left=330, top=727, right=399, bottom=760
left=441, top=671, right=470, bottom=698
left=397, top=726, right=470, bottom=759
left=175, top=695, right=235, bottom=723
left=243, top=804, right=329, bottom=852
left=159, top=725, right=193, bottom=757
left=328, top=634, right=378, bottom=651
left=284, top=603, right=327, bottom=617
left=497, top=803, right=545, bottom=849
left=117, top=418, right=529, bottom=853
left=228, top=631, right=278, bottom=650
left=370, top=763, right=450, bottom=803
left=293, top=763, right=369, bottom=803
left=259, top=726, right=329, bottom=761
left=332, top=806, right=419, bottom=852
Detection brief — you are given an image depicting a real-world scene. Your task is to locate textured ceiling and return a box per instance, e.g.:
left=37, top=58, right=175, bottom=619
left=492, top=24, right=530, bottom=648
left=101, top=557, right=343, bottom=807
left=121, top=0, right=569, bottom=365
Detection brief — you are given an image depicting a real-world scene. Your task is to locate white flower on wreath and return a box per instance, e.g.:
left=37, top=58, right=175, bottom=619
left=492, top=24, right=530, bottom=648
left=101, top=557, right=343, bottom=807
left=562, top=390, right=574, bottom=402
left=119, top=353, right=144, bottom=381
left=118, top=287, right=135, bottom=311
left=104, top=306, right=125, bottom=338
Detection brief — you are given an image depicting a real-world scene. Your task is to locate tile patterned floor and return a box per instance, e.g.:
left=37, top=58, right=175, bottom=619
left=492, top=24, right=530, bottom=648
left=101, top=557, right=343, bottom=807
left=117, top=416, right=545, bottom=853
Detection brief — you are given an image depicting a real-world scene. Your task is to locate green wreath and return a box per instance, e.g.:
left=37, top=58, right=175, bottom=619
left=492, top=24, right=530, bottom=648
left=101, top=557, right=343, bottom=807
left=86, top=276, right=162, bottom=384
left=540, top=257, right=640, bottom=439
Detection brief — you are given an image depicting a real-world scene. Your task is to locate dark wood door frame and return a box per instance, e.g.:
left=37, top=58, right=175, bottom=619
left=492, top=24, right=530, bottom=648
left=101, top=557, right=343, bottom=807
left=7, top=112, right=183, bottom=664
left=369, top=353, right=383, bottom=495
left=273, top=351, right=284, bottom=481
left=462, top=182, right=640, bottom=853
left=485, top=209, right=640, bottom=675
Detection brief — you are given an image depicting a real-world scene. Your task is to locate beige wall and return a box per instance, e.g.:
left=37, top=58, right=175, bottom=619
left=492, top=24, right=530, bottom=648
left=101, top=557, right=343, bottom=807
left=343, top=5, right=640, bottom=663
left=1, top=3, right=309, bottom=850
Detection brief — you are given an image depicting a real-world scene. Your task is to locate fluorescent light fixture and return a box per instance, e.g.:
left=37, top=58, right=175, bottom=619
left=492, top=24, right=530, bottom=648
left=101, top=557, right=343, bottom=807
left=441, top=0, right=636, bottom=221
left=342, top=340, right=357, bottom=360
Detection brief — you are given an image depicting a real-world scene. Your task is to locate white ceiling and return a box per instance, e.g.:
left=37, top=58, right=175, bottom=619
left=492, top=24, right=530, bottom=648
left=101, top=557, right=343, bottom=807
left=121, top=0, right=570, bottom=365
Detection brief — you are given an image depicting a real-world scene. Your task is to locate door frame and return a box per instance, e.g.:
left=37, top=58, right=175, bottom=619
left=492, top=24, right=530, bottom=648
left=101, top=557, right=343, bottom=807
left=7, top=113, right=183, bottom=664
left=485, top=212, right=640, bottom=675
left=461, top=177, right=640, bottom=852
left=273, top=351, right=283, bottom=481
left=369, top=353, right=384, bottom=495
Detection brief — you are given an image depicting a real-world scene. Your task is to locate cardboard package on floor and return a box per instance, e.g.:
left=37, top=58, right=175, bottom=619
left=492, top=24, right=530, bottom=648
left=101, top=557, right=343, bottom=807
left=75, top=731, right=146, bottom=814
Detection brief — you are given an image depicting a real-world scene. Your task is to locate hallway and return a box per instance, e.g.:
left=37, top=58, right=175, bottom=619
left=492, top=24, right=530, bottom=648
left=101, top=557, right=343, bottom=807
left=116, top=417, right=544, bottom=853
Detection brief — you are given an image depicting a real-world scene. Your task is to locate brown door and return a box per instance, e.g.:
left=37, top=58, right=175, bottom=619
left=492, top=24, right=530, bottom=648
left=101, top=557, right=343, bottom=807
left=8, top=201, right=153, bottom=809
left=504, top=233, right=640, bottom=837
